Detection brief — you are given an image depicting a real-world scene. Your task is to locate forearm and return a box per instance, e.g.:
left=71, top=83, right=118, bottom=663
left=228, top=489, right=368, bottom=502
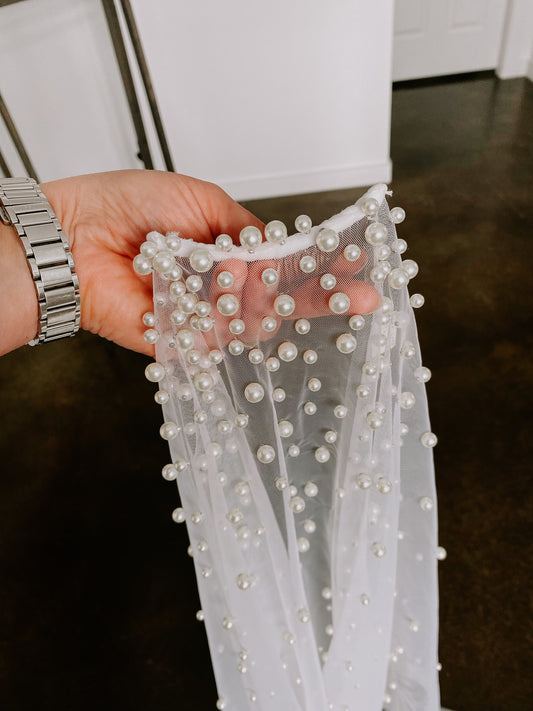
left=0, top=222, right=39, bottom=355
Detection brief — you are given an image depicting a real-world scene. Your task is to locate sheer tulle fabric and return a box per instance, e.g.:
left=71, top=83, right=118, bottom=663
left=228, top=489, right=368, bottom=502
left=147, top=184, right=440, bottom=711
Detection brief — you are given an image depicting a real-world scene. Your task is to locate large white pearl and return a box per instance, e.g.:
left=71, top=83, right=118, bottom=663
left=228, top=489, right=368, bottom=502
left=248, top=348, right=264, bottom=364
left=165, top=232, right=181, bottom=250
left=390, top=206, right=406, bottom=224
left=291, top=498, right=306, bottom=514
left=209, top=349, right=223, bottom=364
left=162, top=464, right=178, bottom=481
left=415, top=366, right=432, bottom=383
left=303, top=349, right=317, bottom=364
left=344, top=244, right=361, bottom=261
left=320, top=273, right=336, bottom=290
left=160, top=421, right=179, bottom=440
left=299, top=255, right=316, bottom=273
left=388, top=267, right=409, bottom=289
left=133, top=254, right=152, bottom=275
left=186, top=275, right=203, bottom=292
left=215, top=233, right=233, bottom=251
left=278, top=420, right=294, bottom=438
left=336, top=333, right=357, bottom=353
left=393, top=238, right=407, bottom=254
left=366, top=409, right=384, bottom=429
left=329, top=292, right=350, bottom=314
left=314, top=446, right=330, bottom=463
left=307, top=377, right=321, bottom=392
left=172, top=507, right=186, bottom=523
left=217, top=293, right=239, bottom=316
left=194, top=371, right=214, bottom=392
left=295, top=214, right=312, bottom=233
left=170, top=281, right=186, bottom=300
left=410, top=293, right=425, bottom=308
left=334, top=404, right=347, bottom=419
left=266, top=357, right=280, bottom=372
left=316, top=227, right=339, bottom=253
left=154, top=390, right=169, bottom=405
left=365, top=222, right=388, bottom=246
left=177, top=329, right=194, bottom=349
left=349, top=314, right=365, bottom=331
left=177, top=293, right=197, bottom=314
left=261, top=268, right=279, bottom=286
left=400, top=391, right=416, bottom=409
left=189, top=248, right=213, bottom=272
left=152, top=250, right=174, bottom=275
left=239, top=225, right=262, bottom=251
left=195, top=301, right=211, bottom=317
left=262, top=316, right=277, bottom=332
left=274, top=294, right=295, bottom=317
left=370, top=265, right=388, bottom=283
left=295, top=318, right=310, bottom=335
left=272, top=387, right=285, bottom=402
left=142, top=311, right=156, bottom=327
left=265, top=220, right=287, bottom=244
left=421, top=431, right=438, bottom=448
left=140, top=241, right=158, bottom=259
left=256, top=444, right=275, bottom=463
left=217, top=271, right=235, bottom=288
left=245, top=382, right=265, bottom=403
left=278, top=340, right=298, bottom=361
left=377, top=244, right=391, bottom=260
left=229, top=318, right=245, bottom=335
left=360, top=196, right=379, bottom=216
left=304, top=401, right=317, bottom=415
left=304, top=481, right=318, bottom=497
left=228, top=339, right=244, bottom=355
left=402, top=259, right=419, bottom=278
left=145, top=362, right=165, bottom=382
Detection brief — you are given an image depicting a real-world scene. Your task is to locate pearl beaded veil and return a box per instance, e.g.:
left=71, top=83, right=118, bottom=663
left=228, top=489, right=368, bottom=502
left=140, top=184, right=441, bottom=711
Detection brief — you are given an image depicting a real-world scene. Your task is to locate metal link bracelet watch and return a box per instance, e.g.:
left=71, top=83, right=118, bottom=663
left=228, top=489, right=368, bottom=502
left=0, top=177, right=81, bottom=345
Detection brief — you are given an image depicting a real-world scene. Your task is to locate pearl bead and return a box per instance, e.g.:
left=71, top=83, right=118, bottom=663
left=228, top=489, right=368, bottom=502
left=195, top=609, right=205, bottom=622
left=295, top=214, right=312, bottom=233
left=228, top=339, right=244, bottom=356
left=275, top=476, right=288, bottom=490
left=164, top=232, right=181, bottom=250
left=265, top=219, right=288, bottom=244
left=160, top=421, right=179, bottom=440
left=217, top=293, right=239, bottom=316
left=133, top=254, right=152, bottom=275
left=187, top=348, right=201, bottom=364
left=194, top=372, right=214, bottom=392
left=297, top=607, right=310, bottom=622
left=288, top=444, right=300, bottom=457
left=370, top=266, right=387, bottom=283
left=393, top=238, right=407, bottom=254
left=289, top=485, right=298, bottom=497
left=400, top=391, right=416, bottom=409
left=261, top=268, right=279, bottom=286
left=365, top=222, right=388, bottom=246
left=344, top=244, right=361, bottom=261
left=153, top=250, right=176, bottom=275
left=142, top=311, right=156, bottom=327
left=240, top=225, right=262, bottom=251
left=320, top=273, right=337, bottom=291
left=356, top=473, right=372, bottom=489
left=215, top=233, right=233, bottom=251
left=299, top=255, right=317, bottom=273
left=257, top=444, right=276, bottom=463
left=376, top=476, right=392, bottom=494
left=168, top=266, right=183, bottom=281
left=410, top=293, right=425, bottom=308
left=297, top=537, right=310, bottom=553
left=390, top=206, right=406, bottom=224
left=262, top=316, right=278, bottom=332
left=278, top=420, right=294, bottom=438
left=316, top=227, right=339, bottom=253
left=186, top=275, right=203, bottom=292
left=402, top=259, right=419, bottom=278
left=362, top=362, right=378, bottom=377
left=154, top=390, right=169, bottom=405
left=336, top=333, right=357, bottom=354
left=377, top=244, right=391, bottom=260
left=245, top=382, right=265, bottom=403
left=195, top=301, right=211, bottom=318
left=235, top=413, right=249, bottom=428
left=177, top=293, right=198, bottom=314
left=400, top=341, right=416, bottom=358
left=295, top=318, right=310, bottom=335
left=140, top=241, right=158, bottom=259
left=227, top=509, right=243, bottom=524
left=329, top=292, right=350, bottom=314
left=372, top=542, right=386, bottom=558
left=177, top=329, right=194, bottom=349
left=216, top=698, right=227, bottom=709
left=324, top=430, right=337, bottom=444
left=304, top=481, right=318, bottom=497
left=162, top=464, right=178, bottom=481
left=303, top=519, right=315, bottom=533
left=266, top=357, right=280, bottom=372
left=366, top=409, right=384, bottom=429
left=357, top=385, right=370, bottom=398
left=334, top=405, right=347, bottom=419
left=388, top=267, right=409, bottom=289
left=274, top=294, right=295, bottom=317
left=218, top=420, right=233, bottom=434
left=361, top=196, right=379, bottom=216
left=172, top=507, right=186, bottom=523
left=248, top=348, right=264, bottom=365
left=209, top=349, right=223, bottom=364
left=303, top=401, right=317, bottom=415
left=414, top=366, right=432, bottom=383
left=437, top=546, right=447, bottom=561
left=307, top=377, right=321, bottom=392
left=314, top=446, right=330, bottom=463
left=217, top=271, right=235, bottom=288
left=189, top=247, right=213, bottom=272
left=229, top=318, right=245, bottom=335
left=278, top=340, right=298, bottom=362
left=419, top=496, right=434, bottom=511
left=272, top=387, right=286, bottom=402
left=400, top=422, right=409, bottom=436
left=145, top=362, right=165, bottom=382
left=420, top=431, right=438, bottom=448
left=170, top=281, right=186, bottom=299
left=303, top=349, right=317, bottom=364
left=348, top=315, right=365, bottom=331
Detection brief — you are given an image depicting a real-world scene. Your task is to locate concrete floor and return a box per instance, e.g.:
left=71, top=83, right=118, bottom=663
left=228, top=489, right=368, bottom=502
left=1, top=75, right=532, bottom=711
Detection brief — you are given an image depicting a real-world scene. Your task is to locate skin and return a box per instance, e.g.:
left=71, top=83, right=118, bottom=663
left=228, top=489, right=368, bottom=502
left=0, top=169, right=379, bottom=357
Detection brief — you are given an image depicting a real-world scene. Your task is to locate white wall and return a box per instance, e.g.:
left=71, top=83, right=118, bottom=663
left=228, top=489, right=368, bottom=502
left=0, top=0, right=393, bottom=200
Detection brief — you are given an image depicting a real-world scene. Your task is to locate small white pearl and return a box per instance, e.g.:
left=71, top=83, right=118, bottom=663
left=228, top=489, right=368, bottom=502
left=361, top=196, right=379, bottom=216
left=299, top=255, right=317, bottom=273
left=297, top=537, right=310, bottom=553
left=400, top=422, right=409, bottom=436
left=189, top=247, right=213, bottom=272
left=400, top=341, right=416, bottom=358
left=195, top=300, right=211, bottom=317
left=365, top=222, right=388, bottom=246
left=245, top=382, right=265, bottom=403
left=325, top=624, right=334, bottom=636
left=168, top=265, right=183, bottom=281
left=172, top=507, right=186, bottom=523
left=370, top=266, right=388, bottom=283
left=169, top=281, right=186, bottom=300
left=388, top=267, right=409, bottom=289
left=209, top=349, right=223, bottom=364
left=288, top=444, right=300, bottom=457
left=248, top=348, right=264, bottom=365
left=262, top=316, right=278, bottom=332
left=402, top=259, right=419, bottom=278
left=275, top=476, right=288, bottom=490
left=314, top=446, right=330, bottom=463
left=164, top=232, right=181, bottom=250
left=390, top=206, right=406, bottom=224
left=227, top=509, right=243, bottom=524
left=272, top=387, right=286, bottom=402
left=295, top=214, right=312, bottom=233
left=392, top=238, right=407, bottom=254
left=329, top=292, right=350, bottom=314
left=217, top=293, right=239, bottom=316
left=235, top=413, right=249, bottom=428
left=240, top=225, right=262, bottom=251
left=356, top=472, right=372, bottom=489
left=303, top=401, right=317, bottom=415
left=145, top=362, right=165, bottom=382
left=261, top=268, right=279, bottom=286
left=410, top=293, right=425, bottom=308
left=274, top=294, right=295, bottom=317
left=265, top=220, right=287, bottom=244
left=334, top=405, right=347, bottom=419
left=266, top=356, right=280, bottom=372
left=257, top=444, right=276, bottom=463
left=278, top=340, right=298, bottom=362
left=297, top=607, right=311, bottom=622
left=316, top=227, right=339, bottom=253
left=162, top=464, right=178, bottom=481
left=366, top=409, right=384, bottom=429
left=420, top=431, right=438, bottom=448
left=303, top=349, right=317, bottom=364
left=295, top=318, right=310, bottom=335
left=154, top=390, right=169, bottom=405
left=216, top=698, right=227, bottom=710
left=377, top=244, right=391, bottom=260
left=357, top=385, right=370, bottom=398
left=289, top=485, right=298, bottom=497
left=304, top=481, right=318, bottom=497
left=218, top=420, right=233, bottom=434
left=176, top=329, right=194, bottom=349
left=324, top=430, right=337, bottom=444
left=140, top=241, right=158, bottom=259
left=371, top=542, right=386, bottom=558
left=400, top=391, right=416, bottom=409
left=290, top=497, right=306, bottom=515
left=362, top=362, right=378, bottom=377
left=320, top=273, right=336, bottom=290
left=152, top=250, right=175, bottom=275
left=414, top=366, right=432, bottom=383
left=215, top=234, right=233, bottom=251
left=177, top=293, right=198, bottom=314
left=336, top=333, right=357, bottom=354
left=376, top=476, right=392, bottom=494
left=133, top=254, right=152, bottom=275
left=142, top=311, right=156, bottom=327
left=437, top=546, right=447, bottom=561
left=344, top=244, right=361, bottom=261
left=419, top=496, right=434, bottom=511
left=278, top=420, right=294, bottom=438
left=160, top=421, right=179, bottom=440
left=194, top=372, right=214, bottom=392
left=217, top=271, right=235, bottom=288
left=228, top=339, right=244, bottom=355
left=349, top=314, right=365, bottom=331
left=186, top=274, right=203, bottom=292
left=303, top=519, right=315, bottom=533
left=236, top=573, right=255, bottom=591
left=307, top=377, right=321, bottom=392
left=229, top=318, right=245, bottom=335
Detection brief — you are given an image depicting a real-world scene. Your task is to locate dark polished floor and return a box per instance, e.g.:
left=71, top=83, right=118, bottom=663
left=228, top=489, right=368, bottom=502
left=1, top=75, right=532, bottom=711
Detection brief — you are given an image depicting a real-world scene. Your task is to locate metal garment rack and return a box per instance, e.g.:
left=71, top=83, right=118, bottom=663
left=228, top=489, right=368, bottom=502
left=0, top=0, right=174, bottom=177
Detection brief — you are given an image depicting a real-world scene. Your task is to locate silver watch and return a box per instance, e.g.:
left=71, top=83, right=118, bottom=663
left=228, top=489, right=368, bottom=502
left=0, top=177, right=81, bottom=345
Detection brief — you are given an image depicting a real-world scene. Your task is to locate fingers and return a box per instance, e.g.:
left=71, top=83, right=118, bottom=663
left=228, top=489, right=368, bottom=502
left=207, top=259, right=248, bottom=349
left=241, top=260, right=281, bottom=344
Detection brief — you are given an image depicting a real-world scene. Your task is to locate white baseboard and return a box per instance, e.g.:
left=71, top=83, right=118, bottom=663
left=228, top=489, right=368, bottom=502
left=527, top=54, right=533, bottom=82
left=220, top=159, right=393, bottom=202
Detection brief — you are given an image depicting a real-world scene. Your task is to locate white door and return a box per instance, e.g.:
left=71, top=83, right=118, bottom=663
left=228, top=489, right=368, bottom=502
left=392, top=0, right=509, bottom=81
